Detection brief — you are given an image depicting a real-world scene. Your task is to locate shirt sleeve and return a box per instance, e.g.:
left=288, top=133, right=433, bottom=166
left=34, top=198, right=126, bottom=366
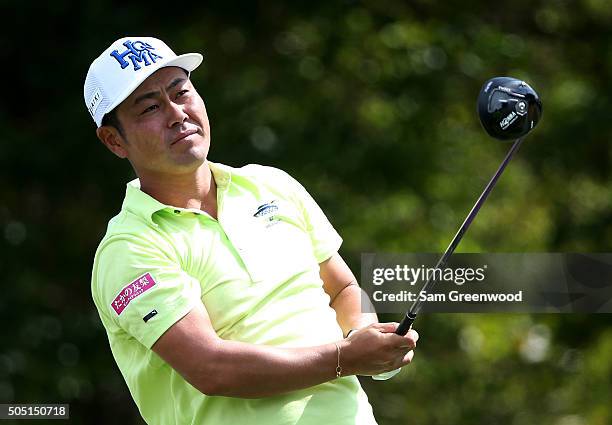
left=264, top=167, right=343, bottom=263
left=92, top=235, right=202, bottom=349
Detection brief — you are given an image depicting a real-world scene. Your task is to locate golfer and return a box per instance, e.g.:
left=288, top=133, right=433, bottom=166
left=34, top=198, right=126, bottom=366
left=86, top=36, right=418, bottom=425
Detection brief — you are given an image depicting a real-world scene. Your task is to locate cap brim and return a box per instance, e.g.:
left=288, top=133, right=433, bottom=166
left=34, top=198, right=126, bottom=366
left=102, top=52, right=203, bottom=123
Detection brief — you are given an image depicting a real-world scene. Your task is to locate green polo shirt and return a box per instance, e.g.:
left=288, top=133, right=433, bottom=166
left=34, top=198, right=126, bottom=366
left=91, top=162, right=377, bottom=425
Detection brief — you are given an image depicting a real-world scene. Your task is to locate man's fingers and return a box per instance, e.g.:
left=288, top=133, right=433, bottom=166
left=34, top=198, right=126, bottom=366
left=401, top=350, right=415, bottom=365
left=369, top=323, right=420, bottom=351
left=372, top=322, right=398, bottom=333
left=388, top=328, right=419, bottom=351
left=407, top=329, right=419, bottom=343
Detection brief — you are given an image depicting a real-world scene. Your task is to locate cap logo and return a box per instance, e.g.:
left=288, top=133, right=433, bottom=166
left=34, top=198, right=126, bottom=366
left=87, top=88, right=103, bottom=119
left=110, top=40, right=163, bottom=71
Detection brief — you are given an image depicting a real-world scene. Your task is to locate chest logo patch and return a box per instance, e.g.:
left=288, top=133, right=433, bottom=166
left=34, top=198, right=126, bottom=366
left=253, top=200, right=282, bottom=228
left=111, top=272, right=157, bottom=316
left=253, top=200, right=279, bottom=218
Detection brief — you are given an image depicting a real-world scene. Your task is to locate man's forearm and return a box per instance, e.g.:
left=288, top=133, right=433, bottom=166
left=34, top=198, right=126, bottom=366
left=330, top=282, right=378, bottom=336
left=187, top=323, right=413, bottom=399
left=154, top=305, right=416, bottom=399
left=197, top=339, right=342, bottom=398
left=319, top=254, right=378, bottom=336
left=153, top=304, right=345, bottom=398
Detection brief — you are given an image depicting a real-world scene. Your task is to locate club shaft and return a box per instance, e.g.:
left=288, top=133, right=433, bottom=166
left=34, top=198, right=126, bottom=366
left=395, top=137, right=525, bottom=336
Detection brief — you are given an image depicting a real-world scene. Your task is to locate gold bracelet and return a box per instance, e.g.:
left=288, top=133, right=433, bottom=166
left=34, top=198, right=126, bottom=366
left=335, top=342, right=342, bottom=377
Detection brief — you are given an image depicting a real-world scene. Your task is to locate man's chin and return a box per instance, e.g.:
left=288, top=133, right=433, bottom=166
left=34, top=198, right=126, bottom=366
left=172, top=146, right=208, bottom=167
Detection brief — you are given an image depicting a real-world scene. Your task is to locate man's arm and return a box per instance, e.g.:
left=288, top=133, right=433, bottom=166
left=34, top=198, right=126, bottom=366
left=151, top=300, right=417, bottom=398
left=320, top=253, right=378, bottom=336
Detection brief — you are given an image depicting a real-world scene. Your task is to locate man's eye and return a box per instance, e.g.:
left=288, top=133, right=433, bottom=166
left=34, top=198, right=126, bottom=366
left=177, top=90, right=189, bottom=98
left=141, top=105, right=158, bottom=115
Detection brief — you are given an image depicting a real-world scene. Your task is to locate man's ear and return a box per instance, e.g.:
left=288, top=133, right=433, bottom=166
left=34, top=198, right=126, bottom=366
left=96, top=126, right=129, bottom=159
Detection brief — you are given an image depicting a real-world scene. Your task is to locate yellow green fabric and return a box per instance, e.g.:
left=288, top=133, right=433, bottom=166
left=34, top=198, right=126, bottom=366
left=91, top=161, right=377, bottom=425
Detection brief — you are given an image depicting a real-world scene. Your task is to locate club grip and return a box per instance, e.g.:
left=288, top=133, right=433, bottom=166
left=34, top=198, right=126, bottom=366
left=395, top=312, right=417, bottom=335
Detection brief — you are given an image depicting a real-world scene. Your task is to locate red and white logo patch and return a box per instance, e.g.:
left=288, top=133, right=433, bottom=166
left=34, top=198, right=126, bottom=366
left=111, top=272, right=157, bottom=315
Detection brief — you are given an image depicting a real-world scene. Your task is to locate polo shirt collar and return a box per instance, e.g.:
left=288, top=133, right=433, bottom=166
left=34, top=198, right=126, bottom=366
left=121, top=161, right=232, bottom=226
left=208, top=161, right=232, bottom=189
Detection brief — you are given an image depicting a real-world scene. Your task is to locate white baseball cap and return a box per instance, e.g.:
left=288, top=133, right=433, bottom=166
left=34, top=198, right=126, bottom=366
left=84, top=36, right=203, bottom=127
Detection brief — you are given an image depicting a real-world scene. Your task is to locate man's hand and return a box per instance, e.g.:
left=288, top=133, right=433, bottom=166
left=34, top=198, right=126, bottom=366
left=339, top=322, right=419, bottom=376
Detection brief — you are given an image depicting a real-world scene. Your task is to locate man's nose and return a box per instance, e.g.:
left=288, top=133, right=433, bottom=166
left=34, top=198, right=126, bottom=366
left=167, top=101, right=188, bottom=127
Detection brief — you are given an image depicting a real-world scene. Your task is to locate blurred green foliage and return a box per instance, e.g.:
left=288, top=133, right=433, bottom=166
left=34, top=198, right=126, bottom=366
left=1, top=1, right=611, bottom=424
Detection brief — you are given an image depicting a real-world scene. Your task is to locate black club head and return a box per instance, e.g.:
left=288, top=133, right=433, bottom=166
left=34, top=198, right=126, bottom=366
left=477, top=77, right=543, bottom=141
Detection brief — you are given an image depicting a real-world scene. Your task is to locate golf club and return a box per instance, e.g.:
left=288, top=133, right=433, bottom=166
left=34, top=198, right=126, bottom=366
left=372, top=77, right=542, bottom=380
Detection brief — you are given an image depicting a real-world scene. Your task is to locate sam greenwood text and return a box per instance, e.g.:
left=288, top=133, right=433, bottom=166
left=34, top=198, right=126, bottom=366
left=373, top=290, right=523, bottom=303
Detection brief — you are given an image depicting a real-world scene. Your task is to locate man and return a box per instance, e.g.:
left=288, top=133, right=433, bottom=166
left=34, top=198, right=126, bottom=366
left=86, top=36, right=418, bottom=425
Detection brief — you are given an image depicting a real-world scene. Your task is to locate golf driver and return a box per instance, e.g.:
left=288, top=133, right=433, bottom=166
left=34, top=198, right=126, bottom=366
left=373, top=77, right=542, bottom=380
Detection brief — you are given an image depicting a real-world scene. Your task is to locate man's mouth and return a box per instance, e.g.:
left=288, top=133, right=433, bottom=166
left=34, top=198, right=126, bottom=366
left=171, top=129, right=199, bottom=145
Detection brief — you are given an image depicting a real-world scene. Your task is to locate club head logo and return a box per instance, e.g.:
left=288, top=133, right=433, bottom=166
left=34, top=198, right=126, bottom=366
left=500, top=111, right=518, bottom=130
left=110, top=40, right=163, bottom=71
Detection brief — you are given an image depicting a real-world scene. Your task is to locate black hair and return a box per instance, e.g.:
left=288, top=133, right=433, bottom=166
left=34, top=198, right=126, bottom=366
left=101, top=108, right=125, bottom=138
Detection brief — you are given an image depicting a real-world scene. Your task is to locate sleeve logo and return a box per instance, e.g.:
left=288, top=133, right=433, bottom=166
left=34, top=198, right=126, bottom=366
left=111, top=272, right=157, bottom=316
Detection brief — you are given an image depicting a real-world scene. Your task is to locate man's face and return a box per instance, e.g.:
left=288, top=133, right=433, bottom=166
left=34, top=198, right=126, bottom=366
left=106, top=66, right=211, bottom=177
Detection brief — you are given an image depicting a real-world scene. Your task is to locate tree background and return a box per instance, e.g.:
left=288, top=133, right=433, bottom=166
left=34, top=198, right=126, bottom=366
left=1, top=1, right=611, bottom=424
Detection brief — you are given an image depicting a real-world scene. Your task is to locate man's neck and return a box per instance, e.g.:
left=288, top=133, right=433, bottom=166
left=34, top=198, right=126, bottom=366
left=138, top=161, right=218, bottom=219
